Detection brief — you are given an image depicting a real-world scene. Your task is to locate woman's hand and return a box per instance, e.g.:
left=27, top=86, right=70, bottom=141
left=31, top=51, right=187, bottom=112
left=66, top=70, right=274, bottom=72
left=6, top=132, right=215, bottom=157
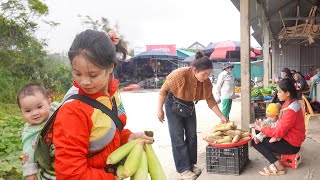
left=128, top=132, right=154, bottom=144
left=157, top=109, right=165, bottom=123
left=220, top=116, right=228, bottom=123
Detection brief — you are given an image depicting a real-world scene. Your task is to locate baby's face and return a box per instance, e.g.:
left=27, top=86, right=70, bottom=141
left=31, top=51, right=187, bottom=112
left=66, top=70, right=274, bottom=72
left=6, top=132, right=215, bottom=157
left=266, top=114, right=278, bottom=122
left=19, top=92, right=50, bottom=125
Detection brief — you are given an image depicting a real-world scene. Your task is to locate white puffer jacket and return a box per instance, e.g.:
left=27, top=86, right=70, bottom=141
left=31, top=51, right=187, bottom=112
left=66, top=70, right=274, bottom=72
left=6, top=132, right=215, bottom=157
left=215, top=70, right=235, bottom=101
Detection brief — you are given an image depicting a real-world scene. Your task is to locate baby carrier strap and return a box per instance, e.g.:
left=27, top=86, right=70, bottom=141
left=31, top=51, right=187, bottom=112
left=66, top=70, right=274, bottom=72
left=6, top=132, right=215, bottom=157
left=42, top=94, right=123, bottom=137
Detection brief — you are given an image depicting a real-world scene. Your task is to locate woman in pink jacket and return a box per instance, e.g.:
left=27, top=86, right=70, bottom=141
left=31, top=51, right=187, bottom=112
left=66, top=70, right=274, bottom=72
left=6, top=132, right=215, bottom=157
left=253, top=78, right=305, bottom=176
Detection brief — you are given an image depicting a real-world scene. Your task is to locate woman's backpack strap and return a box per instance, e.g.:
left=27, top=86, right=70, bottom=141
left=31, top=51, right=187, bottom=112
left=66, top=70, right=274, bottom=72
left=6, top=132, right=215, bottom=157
left=70, top=94, right=124, bottom=132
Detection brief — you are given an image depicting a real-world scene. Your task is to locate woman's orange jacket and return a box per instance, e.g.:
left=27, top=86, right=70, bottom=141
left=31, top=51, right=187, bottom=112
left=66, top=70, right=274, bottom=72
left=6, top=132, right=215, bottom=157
left=53, top=79, right=132, bottom=179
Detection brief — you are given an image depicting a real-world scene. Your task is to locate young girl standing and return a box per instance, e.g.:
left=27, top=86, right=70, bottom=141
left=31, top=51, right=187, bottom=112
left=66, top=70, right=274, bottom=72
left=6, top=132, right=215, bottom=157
left=53, top=29, right=153, bottom=179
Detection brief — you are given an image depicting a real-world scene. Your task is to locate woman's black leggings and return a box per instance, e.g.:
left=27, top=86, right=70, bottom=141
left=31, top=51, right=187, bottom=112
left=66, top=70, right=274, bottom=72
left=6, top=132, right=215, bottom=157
left=252, top=136, right=300, bottom=164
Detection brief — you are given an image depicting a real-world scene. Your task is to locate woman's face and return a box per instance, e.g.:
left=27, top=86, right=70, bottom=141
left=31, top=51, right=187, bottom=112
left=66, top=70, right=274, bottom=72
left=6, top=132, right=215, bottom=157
left=194, top=68, right=212, bottom=82
left=277, top=87, right=290, bottom=102
left=71, top=54, right=114, bottom=95
left=293, top=74, right=299, bottom=81
left=280, top=72, right=288, bottom=79
left=225, top=67, right=233, bottom=73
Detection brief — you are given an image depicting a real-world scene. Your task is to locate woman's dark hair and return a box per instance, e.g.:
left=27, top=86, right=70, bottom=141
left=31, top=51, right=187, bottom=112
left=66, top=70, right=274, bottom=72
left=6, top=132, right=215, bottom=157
left=296, top=71, right=305, bottom=79
left=278, top=78, right=298, bottom=99
left=191, top=51, right=213, bottom=72
left=16, top=82, right=49, bottom=108
left=115, top=39, right=128, bottom=61
left=68, top=29, right=117, bottom=69
left=281, top=67, right=292, bottom=79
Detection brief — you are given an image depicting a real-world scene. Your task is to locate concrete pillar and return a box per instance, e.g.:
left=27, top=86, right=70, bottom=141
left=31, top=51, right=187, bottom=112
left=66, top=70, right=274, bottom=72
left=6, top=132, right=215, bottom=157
left=240, top=0, right=251, bottom=131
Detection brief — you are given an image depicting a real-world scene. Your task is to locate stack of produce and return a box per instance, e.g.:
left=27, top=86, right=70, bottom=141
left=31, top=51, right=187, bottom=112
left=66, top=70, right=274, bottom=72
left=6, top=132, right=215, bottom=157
left=107, top=131, right=166, bottom=180
left=251, top=88, right=263, bottom=101
left=203, top=121, right=251, bottom=144
left=251, top=87, right=278, bottom=101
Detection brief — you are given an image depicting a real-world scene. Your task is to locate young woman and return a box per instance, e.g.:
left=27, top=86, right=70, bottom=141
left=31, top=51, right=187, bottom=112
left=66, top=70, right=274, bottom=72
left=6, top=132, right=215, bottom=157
left=53, top=29, right=153, bottom=179
left=253, top=78, right=305, bottom=176
left=157, top=51, right=227, bottom=180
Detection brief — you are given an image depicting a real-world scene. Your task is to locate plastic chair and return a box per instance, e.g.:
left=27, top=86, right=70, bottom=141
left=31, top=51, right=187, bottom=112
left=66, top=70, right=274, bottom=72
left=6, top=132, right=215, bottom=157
left=302, top=95, right=320, bottom=133
left=281, top=152, right=302, bottom=170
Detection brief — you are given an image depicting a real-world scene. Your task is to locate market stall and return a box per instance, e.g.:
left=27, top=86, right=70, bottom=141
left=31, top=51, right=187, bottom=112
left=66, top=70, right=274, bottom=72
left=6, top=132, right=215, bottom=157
left=118, top=50, right=179, bottom=89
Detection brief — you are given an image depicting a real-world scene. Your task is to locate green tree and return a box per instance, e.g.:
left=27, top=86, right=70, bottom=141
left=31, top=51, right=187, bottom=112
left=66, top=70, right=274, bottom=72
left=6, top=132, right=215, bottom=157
left=0, top=0, right=54, bottom=79
left=0, top=0, right=68, bottom=104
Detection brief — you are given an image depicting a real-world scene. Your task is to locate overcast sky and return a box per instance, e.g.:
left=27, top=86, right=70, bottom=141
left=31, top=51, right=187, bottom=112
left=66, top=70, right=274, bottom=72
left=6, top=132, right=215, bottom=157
left=36, top=0, right=260, bottom=53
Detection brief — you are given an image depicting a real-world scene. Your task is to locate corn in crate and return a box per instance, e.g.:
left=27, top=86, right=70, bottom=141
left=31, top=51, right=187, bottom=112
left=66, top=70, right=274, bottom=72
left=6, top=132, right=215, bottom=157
left=204, top=122, right=250, bottom=175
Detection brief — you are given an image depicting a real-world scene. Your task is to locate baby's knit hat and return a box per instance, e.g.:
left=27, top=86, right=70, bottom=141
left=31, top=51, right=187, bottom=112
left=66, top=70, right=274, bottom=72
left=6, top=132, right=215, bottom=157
left=266, top=103, right=280, bottom=116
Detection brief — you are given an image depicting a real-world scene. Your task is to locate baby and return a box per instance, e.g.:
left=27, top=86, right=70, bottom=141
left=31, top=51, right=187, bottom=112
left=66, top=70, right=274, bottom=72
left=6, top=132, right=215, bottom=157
left=254, top=103, right=281, bottom=144
left=17, top=83, right=59, bottom=180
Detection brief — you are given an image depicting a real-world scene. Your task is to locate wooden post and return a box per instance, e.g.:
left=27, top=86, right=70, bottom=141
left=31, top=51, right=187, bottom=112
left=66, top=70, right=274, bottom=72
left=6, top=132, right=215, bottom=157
left=271, top=40, right=276, bottom=84
left=263, top=13, right=270, bottom=87
left=240, top=0, right=251, bottom=131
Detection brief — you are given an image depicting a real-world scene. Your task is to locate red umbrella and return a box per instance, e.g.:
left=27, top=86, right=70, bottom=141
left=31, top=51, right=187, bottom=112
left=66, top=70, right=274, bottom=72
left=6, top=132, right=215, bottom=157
left=209, top=40, right=261, bottom=60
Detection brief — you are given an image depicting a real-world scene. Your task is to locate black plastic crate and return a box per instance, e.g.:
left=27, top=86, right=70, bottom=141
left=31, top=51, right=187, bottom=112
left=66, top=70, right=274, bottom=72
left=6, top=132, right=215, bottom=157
left=254, top=106, right=266, bottom=119
left=206, top=144, right=249, bottom=175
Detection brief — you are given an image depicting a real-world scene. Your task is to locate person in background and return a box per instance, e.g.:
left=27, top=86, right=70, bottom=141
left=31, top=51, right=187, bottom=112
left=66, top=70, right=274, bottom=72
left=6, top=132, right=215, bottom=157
left=310, top=68, right=320, bottom=85
left=280, top=67, right=293, bottom=80
left=253, top=78, right=305, bottom=176
left=272, top=67, right=294, bottom=103
left=17, top=83, right=59, bottom=180
left=157, top=51, right=228, bottom=180
left=293, top=72, right=309, bottom=113
left=54, top=29, right=153, bottom=179
left=275, top=67, right=293, bottom=83
left=293, top=73, right=309, bottom=99
left=309, top=68, right=320, bottom=101
left=215, top=63, right=235, bottom=119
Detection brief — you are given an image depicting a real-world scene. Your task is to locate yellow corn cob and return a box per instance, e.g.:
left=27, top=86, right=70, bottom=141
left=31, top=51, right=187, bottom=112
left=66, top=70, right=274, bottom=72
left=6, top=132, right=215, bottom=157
left=116, top=165, right=127, bottom=179
left=232, top=135, right=241, bottom=143
left=131, top=150, right=148, bottom=180
left=215, top=138, right=232, bottom=144
left=123, top=140, right=144, bottom=177
left=241, top=132, right=250, bottom=138
left=145, top=144, right=166, bottom=180
left=107, top=138, right=140, bottom=165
